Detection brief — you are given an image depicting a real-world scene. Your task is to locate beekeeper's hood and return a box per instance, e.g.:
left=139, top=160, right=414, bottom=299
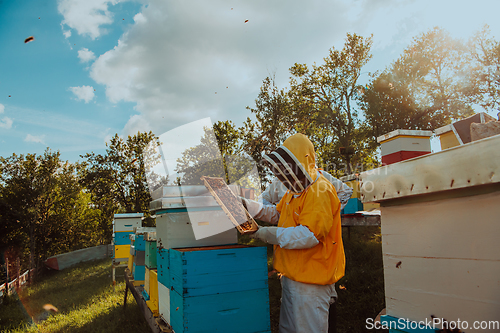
left=264, top=133, right=317, bottom=194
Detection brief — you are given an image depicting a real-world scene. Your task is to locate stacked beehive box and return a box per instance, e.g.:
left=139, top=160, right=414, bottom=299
left=132, top=227, right=155, bottom=286
left=150, top=184, right=271, bottom=332
left=360, top=133, right=500, bottom=332
left=169, top=245, right=270, bottom=333
left=143, top=231, right=159, bottom=316
left=112, top=213, right=143, bottom=264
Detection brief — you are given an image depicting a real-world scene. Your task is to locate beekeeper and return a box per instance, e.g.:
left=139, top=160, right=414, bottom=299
left=243, top=133, right=346, bottom=333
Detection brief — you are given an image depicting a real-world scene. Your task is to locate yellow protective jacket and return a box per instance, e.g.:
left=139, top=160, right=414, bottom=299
left=273, top=134, right=345, bottom=285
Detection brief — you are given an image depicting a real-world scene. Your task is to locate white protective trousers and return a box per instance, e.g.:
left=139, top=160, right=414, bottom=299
left=279, top=276, right=337, bottom=333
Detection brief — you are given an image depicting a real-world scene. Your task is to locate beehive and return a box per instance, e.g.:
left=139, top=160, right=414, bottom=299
left=113, top=213, right=143, bottom=263
left=151, top=186, right=238, bottom=249
left=435, top=112, right=496, bottom=150
left=113, top=213, right=143, bottom=232
left=360, top=133, right=500, bottom=332
left=131, top=227, right=154, bottom=285
left=339, top=174, right=364, bottom=214
left=377, top=129, right=432, bottom=166
left=168, top=245, right=271, bottom=333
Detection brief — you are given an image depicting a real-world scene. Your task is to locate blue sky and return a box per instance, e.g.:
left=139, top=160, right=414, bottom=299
left=1, top=0, right=499, bottom=163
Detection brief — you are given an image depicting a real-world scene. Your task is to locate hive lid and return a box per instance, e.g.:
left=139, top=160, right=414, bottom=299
left=113, top=213, right=144, bottom=219
left=151, top=184, right=240, bottom=200
left=149, top=195, right=221, bottom=211
left=360, top=133, right=500, bottom=203
left=377, top=129, right=433, bottom=144
left=134, top=227, right=157, bottom=235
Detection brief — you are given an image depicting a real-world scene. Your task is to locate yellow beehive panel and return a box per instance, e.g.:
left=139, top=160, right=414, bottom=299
left=128, top=253, right=134, bottom=272
left=346, top=179, right=360, bottom=199
left=363, top=202, right=380, bottom=211
left=114, top=245, right=130, bottom=259
left=145, top=267, right=150, bottom=295
left=147, top=270, right=159, bottom=316
left=438, top=131, right=460, bottom=150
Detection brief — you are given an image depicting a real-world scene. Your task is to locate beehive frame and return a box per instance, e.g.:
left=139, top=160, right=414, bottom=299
left=201, top=176, right=258, bottom=234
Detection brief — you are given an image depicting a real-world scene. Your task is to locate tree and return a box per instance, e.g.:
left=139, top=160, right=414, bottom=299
left=466, top=25, right=500, bottom=113
left=81, top=131, right=159, bottom=237
left=288, top=33, right=377, bottom=175
left=242, top=75, right=294, bottom=186
left=361, top=27, right=476, bottom=142
left=0, top=149, right=100, bottom=276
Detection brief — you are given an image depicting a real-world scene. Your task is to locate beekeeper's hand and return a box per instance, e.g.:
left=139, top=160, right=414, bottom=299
left=250, top=226, right=279, bottom=245
left=240, top=197, right=263, bottom=217
left=240, top=196, right=280, bottom=225
left=250, top=225, right=319, bottom=249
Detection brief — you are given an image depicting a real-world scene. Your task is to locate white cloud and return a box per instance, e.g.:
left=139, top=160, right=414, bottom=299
left=90, top=0, right=354, bottom=135
left=123, top=114, right=152, bottom=137
left=63, top=29, right=72, bottom=38
left=58, top=0, right=125, bottom=40
left=69, top=85, right=95, bottom=103
left=78, top=48, right=96, bottom=62
left=0, top=117, right=13, bottom=129
left=0, top=104, right=13, bottom=129
left=84, top=0, right=500, bottom=138
left=25, top=134, right=46, bottom=144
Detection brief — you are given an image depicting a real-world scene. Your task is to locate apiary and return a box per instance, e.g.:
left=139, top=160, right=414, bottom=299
left=168, top=245, right=271, bottom=333
left=360, top=132, right=500, bottom=332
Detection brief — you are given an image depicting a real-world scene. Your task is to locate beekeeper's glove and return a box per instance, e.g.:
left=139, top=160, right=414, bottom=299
left=250, top=225, right=319, bottom=249
left=250, top=226, right=279, bottom=245
left=240, top=197, right=280, bottom=225
left=240, top=197, right=263, bottom=217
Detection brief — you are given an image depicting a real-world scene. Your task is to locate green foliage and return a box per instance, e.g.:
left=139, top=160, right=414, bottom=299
left=174, top=122, right=260, bottom=191
left=466, top=25, right=500, bottom=113
left=0, top=149, right=101, bottom=272
left=174, top=126, right=227, bottom=185
left=243, top=75, right=295, bottom=187
left=361, top=27, right=477, bottom=141
left=80, top=131, right=160, bottom=238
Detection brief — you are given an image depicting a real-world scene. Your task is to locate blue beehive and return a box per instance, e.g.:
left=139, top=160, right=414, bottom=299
left=157, top=248, right=169, bottom=287
left=341, top=197, right=364, bottom=215
left=168, top=245, right=271, bottom=333
left=114, top=231, right=134, bottom=245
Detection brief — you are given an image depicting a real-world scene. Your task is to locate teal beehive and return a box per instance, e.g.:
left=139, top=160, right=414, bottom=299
left=168, top=245, right=271, bottom=333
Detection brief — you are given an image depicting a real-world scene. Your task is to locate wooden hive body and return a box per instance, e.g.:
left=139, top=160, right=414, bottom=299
left=361, top=133, right=500, bottom=332
left=168, top=245, right=271, bottom=333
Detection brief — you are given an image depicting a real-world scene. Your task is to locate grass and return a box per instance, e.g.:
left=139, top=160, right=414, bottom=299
left=2, top=226, right=386, bottom=333
left=0, top=258, right=150, bottom=333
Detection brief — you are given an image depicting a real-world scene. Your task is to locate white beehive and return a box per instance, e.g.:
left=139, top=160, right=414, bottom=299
left=360, top=133, right=500, bottom=332
left=113, top=213, right=143, bottom=233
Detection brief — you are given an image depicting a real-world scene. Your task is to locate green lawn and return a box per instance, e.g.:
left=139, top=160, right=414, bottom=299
left=2, top=226, right=386, bottom=333
left=0, top=259, right=150, bottom=333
